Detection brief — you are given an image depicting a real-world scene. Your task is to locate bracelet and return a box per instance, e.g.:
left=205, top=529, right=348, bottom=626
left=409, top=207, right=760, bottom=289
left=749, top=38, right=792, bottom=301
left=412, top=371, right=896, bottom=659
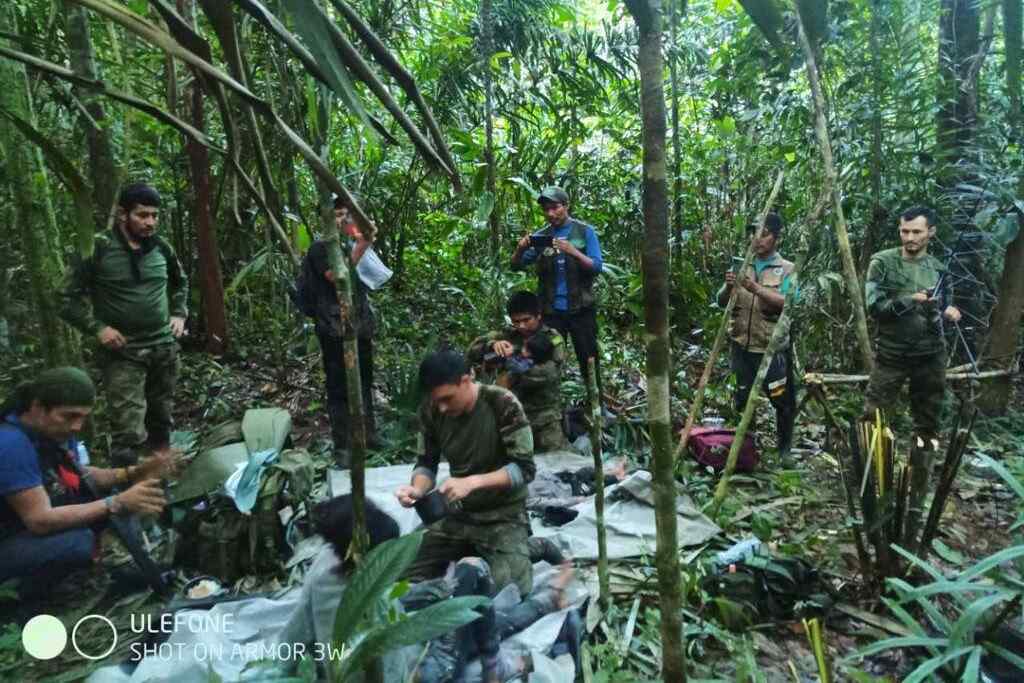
left=104, top=495, right=124, bottom=515
left=116, top=467, right=129, bottom=485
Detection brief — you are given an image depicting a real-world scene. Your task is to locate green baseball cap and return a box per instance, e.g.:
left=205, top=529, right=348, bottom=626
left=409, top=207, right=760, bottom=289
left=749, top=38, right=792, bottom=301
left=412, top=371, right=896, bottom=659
left=537, top=186, right=569, bottom=206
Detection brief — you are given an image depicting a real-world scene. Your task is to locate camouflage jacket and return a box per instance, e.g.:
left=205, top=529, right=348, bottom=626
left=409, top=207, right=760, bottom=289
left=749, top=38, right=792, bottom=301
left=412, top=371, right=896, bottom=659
left=467, top=325, right=565, bottom=425
left=413, top=384, right=535, bottom=524
left=865, top=248, right=949, bottom=358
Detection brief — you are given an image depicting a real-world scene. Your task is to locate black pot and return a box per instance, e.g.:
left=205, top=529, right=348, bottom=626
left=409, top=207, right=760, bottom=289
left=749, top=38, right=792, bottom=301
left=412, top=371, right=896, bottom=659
left=415, top=489, right=450, bottom=525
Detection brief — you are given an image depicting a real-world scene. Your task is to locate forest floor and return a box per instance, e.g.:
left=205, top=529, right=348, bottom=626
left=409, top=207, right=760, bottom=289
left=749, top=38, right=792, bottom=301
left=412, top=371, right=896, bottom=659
left=2, top=342, right=1021, bottom=682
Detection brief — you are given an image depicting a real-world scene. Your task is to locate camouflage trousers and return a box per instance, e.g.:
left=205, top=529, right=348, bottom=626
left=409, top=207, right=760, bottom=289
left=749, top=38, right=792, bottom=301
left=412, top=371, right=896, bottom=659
left=401, top=512, right=533, bottom=597
left=100, top=343, right=179, bottom=466
left=531, top=416, right=569, bottom=453
left=863, top=351, right=946, bottom=439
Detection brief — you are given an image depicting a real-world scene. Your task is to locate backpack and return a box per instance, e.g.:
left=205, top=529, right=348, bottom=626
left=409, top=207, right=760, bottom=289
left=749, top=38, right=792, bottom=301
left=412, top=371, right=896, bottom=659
left=688, top=427, right=759, bottom=472
left=701, top=553, right=836, bottom=626
left=180, top=448, right=314, bottom=583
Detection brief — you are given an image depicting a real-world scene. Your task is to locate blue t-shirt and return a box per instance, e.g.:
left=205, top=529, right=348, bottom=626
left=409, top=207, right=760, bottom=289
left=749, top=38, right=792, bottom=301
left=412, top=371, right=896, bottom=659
left=518, top=220, right=603, bottom=311
left=0, top=414, right=84, bottom=540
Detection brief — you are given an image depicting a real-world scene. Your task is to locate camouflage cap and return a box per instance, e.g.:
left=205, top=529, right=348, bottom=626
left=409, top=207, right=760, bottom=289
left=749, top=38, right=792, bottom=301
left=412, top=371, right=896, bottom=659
left=537, top=186, right=569, bottom=206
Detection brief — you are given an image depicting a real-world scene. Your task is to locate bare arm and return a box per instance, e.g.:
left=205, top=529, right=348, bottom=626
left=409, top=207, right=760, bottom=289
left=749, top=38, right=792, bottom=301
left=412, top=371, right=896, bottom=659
left=6, top=486, right=109, bottom=535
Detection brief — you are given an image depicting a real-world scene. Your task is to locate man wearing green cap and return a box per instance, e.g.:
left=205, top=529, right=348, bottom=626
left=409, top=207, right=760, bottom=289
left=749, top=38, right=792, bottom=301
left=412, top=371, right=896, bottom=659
left=0, top=367, right=172, bottom=599
left=511, top=186, right=605, bottom=403
left=60, top=182, right=188, bottom=466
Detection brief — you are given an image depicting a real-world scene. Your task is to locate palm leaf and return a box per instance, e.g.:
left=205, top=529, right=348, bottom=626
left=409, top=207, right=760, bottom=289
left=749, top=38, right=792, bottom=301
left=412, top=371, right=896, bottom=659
left=337, top=595, right=490, bottom=681
left=332, top=531, right=424, bottom=648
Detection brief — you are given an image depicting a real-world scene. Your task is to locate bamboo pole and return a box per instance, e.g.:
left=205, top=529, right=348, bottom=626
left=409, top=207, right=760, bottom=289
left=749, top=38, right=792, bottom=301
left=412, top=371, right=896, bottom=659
left=320, top=202, right=370, bottom=563
left=587, top=358, right=610, bottom=609
left=804, top=367, right=1014, bottom=385
left=795, top=3, right=875, bottom=372
left=672, top=170, right=785, bottom=464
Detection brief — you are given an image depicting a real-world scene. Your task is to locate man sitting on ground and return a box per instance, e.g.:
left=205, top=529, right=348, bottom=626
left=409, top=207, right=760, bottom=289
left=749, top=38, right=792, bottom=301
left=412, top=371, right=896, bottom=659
left=0, top=368, right=173, bottom=600
left=468, top=292, right=569, bottom=452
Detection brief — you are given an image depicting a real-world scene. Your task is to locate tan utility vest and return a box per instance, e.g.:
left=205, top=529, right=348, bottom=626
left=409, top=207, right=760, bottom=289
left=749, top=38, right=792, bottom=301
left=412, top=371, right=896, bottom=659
left=728, top=255, right=795, bottom=353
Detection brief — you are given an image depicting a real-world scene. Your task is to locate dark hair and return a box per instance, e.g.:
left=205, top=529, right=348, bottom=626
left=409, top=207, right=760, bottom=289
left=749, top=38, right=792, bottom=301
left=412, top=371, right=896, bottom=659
left=525, top=334, right=554, bottom=365
left=764, top=213, right=783, bottom=236
left=0, top=367, right=96, bottom=416
left=119, top=183, right=162, bottom=212
left=333, top=192, right=362, bottom=210
left=900, top=206, right=937, bottom=227
left=507, top=291, right=541, bottom=317
left=313, top=495, right=400, bottom=572
left=419, top=350, right=469, bottom=392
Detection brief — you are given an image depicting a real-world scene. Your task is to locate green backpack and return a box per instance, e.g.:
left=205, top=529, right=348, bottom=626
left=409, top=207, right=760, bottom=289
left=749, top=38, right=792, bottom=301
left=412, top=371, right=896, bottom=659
left=189, top=448, right=314, bottom=583
left=701, top=553, right=836, bottom=628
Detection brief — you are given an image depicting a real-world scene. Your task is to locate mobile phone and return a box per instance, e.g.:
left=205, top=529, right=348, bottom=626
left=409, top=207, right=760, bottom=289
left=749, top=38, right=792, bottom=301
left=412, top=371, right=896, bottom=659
left=731, top=256, right=745, bottom=272
left=530, top=235, right=554, bottom=249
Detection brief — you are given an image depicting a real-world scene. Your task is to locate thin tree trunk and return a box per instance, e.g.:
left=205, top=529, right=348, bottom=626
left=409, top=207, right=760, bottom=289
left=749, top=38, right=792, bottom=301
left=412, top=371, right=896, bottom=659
left=978, top=0, right=1023, bottom=413
left=480, top=0, right=499, bottom=264
left=936, top=0, right=980, bottom=222
left=668, top=0, right=685, bottom=259
left=64, top=1, right=120, bottom=244
left=586, top=359, right=610, bottom=609
left=859, top=0, right=886, bottom=277
left=179, top=0, right=227, bottom=355
left=796, top=4, right=874, bottom=372
left=624, top=1, right=686, bottom=680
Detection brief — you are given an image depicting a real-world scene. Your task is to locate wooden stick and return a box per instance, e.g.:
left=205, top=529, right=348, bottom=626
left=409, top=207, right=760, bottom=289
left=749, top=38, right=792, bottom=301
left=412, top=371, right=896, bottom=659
left=672, top=170, right=784, bottom=464
left=804, top=368, right=1015, bottom=384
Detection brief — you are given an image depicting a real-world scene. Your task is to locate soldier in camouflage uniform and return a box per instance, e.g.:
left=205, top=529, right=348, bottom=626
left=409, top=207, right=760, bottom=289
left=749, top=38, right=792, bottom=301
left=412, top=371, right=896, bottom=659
left=467, top=291, right=569, bottom=452
left=863, top=206, right=962, bottom=440
left=395, top=350, right=536, bottom=596
left=60, top=183, right=188, bottom=466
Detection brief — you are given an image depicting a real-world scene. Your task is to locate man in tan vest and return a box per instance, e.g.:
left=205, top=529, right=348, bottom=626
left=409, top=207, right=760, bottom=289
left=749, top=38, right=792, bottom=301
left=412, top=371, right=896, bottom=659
left=716, top=214, right=798, bottom=458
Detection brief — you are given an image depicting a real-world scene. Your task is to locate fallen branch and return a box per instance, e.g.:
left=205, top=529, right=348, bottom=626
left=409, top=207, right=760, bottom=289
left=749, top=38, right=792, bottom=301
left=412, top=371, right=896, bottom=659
left=804, top=368, right=1015, bottom=385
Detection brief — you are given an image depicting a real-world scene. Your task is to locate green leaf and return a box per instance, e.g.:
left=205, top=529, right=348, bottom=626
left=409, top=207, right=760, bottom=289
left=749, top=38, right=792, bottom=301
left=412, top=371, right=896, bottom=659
left=226, top=249, right=271, bottom=296
left=337, top=595, right=490, bottom=680
left=507, top=176, right=539, bottom=199
left=280, top=0, right=375, bottom=136
left=331, top=531, right=424, bottom=648
left=960, top=646, right=981, bottom=682
left=474, top=192, right=495, bottom=229
left=736, top=0, right=786, bottom=51
left=931, top=539, right=966, bottom=566
left=715, top=0, right=735, bottom=12
left=851, top=636, right=950, bottom=659
left=977, top=453, right=1024, bottom=500
left=784, top=151, right=796, bottom=163
left=992, top=215, right=1021, bottom=247
left=948, top=594, right=1009, bottom=647
left=903, top=646, right=976, bottom=683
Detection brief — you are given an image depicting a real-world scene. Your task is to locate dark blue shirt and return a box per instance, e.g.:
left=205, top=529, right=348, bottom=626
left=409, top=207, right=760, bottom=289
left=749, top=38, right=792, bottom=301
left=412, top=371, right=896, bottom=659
left=518, top=220, right=603, bottom=311
left=0, top=414, right=84, bottom=540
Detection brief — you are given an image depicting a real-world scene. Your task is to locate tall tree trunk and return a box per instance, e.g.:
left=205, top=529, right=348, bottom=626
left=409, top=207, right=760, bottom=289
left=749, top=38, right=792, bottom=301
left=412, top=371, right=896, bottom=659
left=480, top=0, right=499, bottom=265
left=937, top=0, right=981, bottom=228
left=179, top=0, right=228, bottom=354
left=796, top=3, right=875, bottom=372
left=859, top=0, right=886, bottom=276
left=978, top=0, right=1023, bottom=413
left=64, top=1, right=120, bottom=247
left=623, top=2, right=686, bottom=680
left=0, top=23, right=67, bottom=366
left=668, top=0, right=685, bottom=260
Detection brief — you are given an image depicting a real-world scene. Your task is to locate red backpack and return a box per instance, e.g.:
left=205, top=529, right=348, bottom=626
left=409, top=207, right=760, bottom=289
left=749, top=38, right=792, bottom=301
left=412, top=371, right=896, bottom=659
left=687, top=427, right=759, bottom=472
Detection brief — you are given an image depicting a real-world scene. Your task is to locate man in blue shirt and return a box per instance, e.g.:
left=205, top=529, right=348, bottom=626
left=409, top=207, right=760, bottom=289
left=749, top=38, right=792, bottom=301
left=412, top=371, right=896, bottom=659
left=0, top=367, right=170, bottom=600
left=512, top=186, right=605, bottom=405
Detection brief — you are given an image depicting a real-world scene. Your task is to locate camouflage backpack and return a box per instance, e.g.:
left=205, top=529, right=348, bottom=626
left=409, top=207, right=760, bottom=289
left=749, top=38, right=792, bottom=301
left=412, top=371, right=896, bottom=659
left=191, top=448, right=314, bottom=583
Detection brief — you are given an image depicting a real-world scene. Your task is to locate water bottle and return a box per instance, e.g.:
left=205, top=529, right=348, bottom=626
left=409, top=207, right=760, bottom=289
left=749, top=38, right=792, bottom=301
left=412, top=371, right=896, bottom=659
left=713, top=538, right=762, bottom=569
